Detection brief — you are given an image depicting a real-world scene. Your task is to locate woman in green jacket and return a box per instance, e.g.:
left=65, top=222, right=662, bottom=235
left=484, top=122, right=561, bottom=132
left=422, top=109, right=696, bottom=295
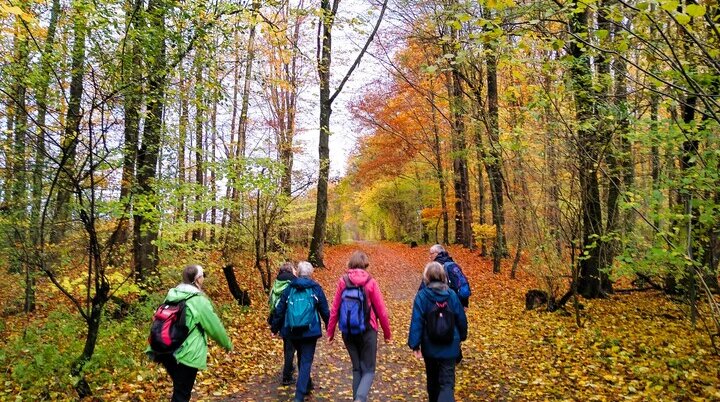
left=153, top=264, right=233, bottom=402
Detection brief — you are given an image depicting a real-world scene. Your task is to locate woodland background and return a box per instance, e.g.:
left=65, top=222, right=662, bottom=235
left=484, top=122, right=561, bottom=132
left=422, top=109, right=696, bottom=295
left=0, top=0, right=719, bottom=399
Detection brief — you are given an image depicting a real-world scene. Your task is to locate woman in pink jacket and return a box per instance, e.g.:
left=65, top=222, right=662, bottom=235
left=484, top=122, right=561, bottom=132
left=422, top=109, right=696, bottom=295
left=327, top=250, right=392, bottom=402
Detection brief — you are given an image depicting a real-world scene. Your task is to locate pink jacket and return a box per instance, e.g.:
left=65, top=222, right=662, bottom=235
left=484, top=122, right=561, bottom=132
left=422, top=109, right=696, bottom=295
left=327, top=269, right=392, bottom=341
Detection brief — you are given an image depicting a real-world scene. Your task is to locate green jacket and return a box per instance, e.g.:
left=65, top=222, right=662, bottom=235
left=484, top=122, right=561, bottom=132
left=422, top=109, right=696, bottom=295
left=150, top=284, right=233, bottom=369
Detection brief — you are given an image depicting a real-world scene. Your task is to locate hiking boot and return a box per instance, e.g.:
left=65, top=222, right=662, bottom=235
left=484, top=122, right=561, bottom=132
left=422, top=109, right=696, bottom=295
left=282, top=377, right=294, bottom=386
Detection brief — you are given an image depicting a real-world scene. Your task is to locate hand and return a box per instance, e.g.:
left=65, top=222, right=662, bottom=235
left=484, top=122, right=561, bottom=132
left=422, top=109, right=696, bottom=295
left=271, top=332, right=278, bottom=338
left=384, top=337, right=391, bottom=344
left=464, top=307, right=468, bottom=312
left=413, top=349, right=422, bottom=359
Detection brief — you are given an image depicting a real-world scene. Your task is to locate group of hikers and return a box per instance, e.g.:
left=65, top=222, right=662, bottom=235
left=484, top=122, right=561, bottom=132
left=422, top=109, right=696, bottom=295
left=147, top=244, right=472, bottom=402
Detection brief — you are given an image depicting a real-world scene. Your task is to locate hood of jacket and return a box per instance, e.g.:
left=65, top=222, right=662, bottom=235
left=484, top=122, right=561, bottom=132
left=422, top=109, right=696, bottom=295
left=421, top=281, right=451, bottom=302
left=165, top=283, right=202, bottom=302
left=291, top=276, right=317, bottom=289
left=276, top=270, right=296, bottom=282
left=347, top=268, right=370, bottom=286
left=433, top=251, right=454, bottom=265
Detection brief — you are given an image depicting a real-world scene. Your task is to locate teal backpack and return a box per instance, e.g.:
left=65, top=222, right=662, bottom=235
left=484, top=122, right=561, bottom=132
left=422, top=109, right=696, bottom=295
left=269, top=279, right=291, bottom=315
left=284, top=287, right=317, bottom=334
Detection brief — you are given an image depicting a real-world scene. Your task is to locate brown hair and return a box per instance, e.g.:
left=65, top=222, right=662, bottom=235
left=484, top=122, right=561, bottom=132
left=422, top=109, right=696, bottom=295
left=182, top=264, right=203, bottom=284
left=278, top=261, right=295, bottom=274
left=423, top=262, right=447, bottom=284
left=348, top=251, right=370, bottom=270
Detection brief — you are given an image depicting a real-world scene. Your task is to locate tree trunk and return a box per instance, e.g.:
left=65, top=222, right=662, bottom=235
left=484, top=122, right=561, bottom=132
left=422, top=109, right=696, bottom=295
left=472, top=98, right=488, bottom=256
left=192, top=54, right=204, bottom=241
left=52, top=6, right=88, bottom=243
left=118, top=0, right=143, bottom=244
left=229, top=0, right=260, bottom=227
left=446, top=65, right=473, bottom=248
left=485, top=49, right=507, bottom=270
left=308, top=0, right=337, bottom=267
left=133, top=0, right=166, bottom=281
left=430, top=89, right=449, bottom=245
left=569, top=4, right=604, bottom=299
left=177, top=61, right=188, bottom=231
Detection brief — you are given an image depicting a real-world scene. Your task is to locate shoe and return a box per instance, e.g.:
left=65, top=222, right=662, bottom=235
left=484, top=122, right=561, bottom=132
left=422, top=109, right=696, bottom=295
left=282, top=377, right=294, bottom=386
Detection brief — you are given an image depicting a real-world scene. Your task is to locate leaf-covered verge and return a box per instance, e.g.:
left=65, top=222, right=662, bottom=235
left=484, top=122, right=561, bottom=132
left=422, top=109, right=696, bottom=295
left=1, top=243, right=718, bottom=401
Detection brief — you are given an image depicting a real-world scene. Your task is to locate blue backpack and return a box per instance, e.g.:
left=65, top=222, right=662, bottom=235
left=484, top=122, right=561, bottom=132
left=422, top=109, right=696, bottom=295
left=338, top=275, right=369, bottom=335
left=443, top=262, right=471, bottom=301
left=285, top=287, right=317, bottom=334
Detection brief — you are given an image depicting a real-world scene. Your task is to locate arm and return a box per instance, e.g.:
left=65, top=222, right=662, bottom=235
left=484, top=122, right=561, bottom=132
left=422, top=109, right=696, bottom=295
left=315, top=284, right=330, bottom=327
left=452, top=293, right=468, bottom=341
left=326, top=278, right=345, bottom=340
left=407, top=293, right=424, bottom=351
left=195, top=297, right=233, bottom=350
left=368, top=279, right=392, bottom=341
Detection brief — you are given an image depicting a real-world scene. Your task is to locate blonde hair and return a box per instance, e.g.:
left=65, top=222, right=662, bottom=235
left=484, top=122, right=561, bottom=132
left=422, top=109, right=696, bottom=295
left=423, top=262, right=447, bottom=284
left=348, top=251, right=370, bottom=270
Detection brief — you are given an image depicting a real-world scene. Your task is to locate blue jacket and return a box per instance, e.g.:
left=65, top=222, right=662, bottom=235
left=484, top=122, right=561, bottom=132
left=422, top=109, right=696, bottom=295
left=420, top=252, right=472, bottom=307
left=408, top=282, right=468, bottom=359
left=271, top=276, right=330, bottom=339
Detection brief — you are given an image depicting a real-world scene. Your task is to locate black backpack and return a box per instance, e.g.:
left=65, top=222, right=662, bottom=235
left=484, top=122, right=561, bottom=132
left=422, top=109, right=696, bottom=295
left=425, top=300, right=455, bottom=344
left=148, top=294, right=198, bottom=356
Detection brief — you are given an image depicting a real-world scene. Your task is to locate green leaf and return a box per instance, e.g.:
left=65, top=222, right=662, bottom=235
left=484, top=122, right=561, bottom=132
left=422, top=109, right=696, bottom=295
left=596, top=29, right=609, bottom=40
left=661, top=0, right=679, bottom=12
left=685, top=4, right=706, bottom=17
left=552, top=39, right=565, bottom=51
left=675, top=13, right=691, bottom=25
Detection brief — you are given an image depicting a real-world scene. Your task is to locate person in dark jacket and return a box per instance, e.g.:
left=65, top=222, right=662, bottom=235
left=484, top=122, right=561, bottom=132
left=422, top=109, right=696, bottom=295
left=271, top=261, right=330, bottom=402
left=408, top=262, right=468, bottom=402
left=268, top=262, right=298, bottom=385
left=425, top=244, right=471, bottom=308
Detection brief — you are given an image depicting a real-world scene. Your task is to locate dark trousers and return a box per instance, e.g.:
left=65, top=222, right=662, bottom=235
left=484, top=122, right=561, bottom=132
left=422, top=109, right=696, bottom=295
left=290, top=338, right=318, bottom=401
left=282, top=337, right=296, bottom=380
left=423, top=357, right=456, bottom=402
left=342, top=329, right=377, bottom=402
left=159, top=356, right=199, bottom=402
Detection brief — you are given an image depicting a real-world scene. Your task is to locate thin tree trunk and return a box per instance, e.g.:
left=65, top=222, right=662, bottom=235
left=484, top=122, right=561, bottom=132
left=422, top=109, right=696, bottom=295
left=177, top=62, right=188, bottom=230
left=27, top=0, right=61, bottom=311
left=133, top=0, right=166, bottom=281
left=485, top=49, right=507, bottom=270
left=118, top=0, right=143, bottom=244
left=52, top=6, right=88, bottom=243
left=192, top=53, right=204, bottom=241
left=308, top=0, right=337, bottom=267
left=429, top=90, right=449, bottom=245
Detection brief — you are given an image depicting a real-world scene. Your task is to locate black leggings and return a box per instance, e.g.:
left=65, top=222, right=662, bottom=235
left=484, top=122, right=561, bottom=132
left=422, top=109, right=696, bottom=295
left=159, top=355, right=199, bottom=402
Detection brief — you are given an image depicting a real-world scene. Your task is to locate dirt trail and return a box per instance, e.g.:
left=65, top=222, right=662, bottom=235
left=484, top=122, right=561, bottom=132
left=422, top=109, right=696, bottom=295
left=220, top=242, right=437, bottom=401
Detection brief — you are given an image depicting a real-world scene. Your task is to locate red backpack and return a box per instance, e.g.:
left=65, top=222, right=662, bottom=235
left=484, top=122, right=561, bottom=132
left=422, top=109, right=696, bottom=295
left=148, top=294, right=198, bottom=356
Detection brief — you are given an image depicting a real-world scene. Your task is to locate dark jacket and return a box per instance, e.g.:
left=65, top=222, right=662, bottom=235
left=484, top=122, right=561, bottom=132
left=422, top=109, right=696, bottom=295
left=271, top=276, right=330, bottom=339
left=408, top=282, right=468, bottom=360
left=420, top=252, right=472, bottom=308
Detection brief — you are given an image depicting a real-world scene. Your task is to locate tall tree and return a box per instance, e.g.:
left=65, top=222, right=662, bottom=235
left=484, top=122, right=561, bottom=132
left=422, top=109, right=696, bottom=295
left=308, top=0, right=388, bottom=266
left=133, top=0, right=167, bottom=281
left=51, top=0, right=88, bottom=243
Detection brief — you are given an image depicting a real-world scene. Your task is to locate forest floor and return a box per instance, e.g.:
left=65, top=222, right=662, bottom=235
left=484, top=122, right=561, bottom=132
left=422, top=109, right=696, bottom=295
left=1, top=242, right=719, bottom=401
left=215, top=242, right=720, bottom=401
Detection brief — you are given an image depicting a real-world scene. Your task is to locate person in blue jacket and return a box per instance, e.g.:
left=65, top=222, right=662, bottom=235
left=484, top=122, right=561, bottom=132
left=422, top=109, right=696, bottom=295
left=408, top=262, right=468, bottom=402
left=271, top=261, right=330, bottom=402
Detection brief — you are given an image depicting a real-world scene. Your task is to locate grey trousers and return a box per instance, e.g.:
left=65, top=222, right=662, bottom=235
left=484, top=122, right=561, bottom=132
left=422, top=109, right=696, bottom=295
left=342, top=329, right=378, bottom=402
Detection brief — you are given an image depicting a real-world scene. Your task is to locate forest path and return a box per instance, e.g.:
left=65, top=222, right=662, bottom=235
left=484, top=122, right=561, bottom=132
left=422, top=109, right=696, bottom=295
left=206, top=242, right=720, bottom=401
left=220, top=241, right=495, bottom=401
